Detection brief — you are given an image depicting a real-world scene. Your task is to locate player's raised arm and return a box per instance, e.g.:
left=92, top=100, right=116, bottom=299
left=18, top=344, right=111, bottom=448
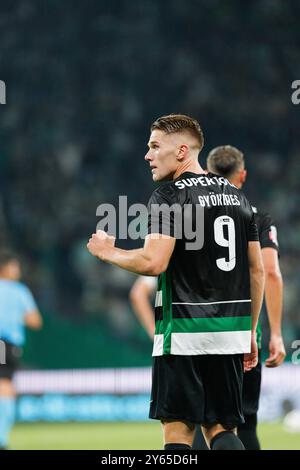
left=87, top=230, right=175, bottom=276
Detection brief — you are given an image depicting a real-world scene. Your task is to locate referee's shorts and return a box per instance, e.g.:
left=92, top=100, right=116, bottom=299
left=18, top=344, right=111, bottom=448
left=150, top=353, right=244, bottom=427
left=0, top=340, right=22, bottom=380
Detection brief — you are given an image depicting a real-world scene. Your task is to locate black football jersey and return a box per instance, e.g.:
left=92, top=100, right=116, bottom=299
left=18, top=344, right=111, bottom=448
left=252, top=206, right=279, bottom=253
left=147, top=172, right=259, bottom=356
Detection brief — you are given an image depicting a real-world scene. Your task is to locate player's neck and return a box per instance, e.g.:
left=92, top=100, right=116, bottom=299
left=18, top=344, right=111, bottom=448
left=229, top=177, right=242, bottom=189
left=173, top=159, right=205, bottom=180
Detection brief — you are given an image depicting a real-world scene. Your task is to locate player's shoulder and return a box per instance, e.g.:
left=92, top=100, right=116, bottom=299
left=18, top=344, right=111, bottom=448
left=149, top=180, right=177, bottom=203
left=252, top=205, right=274, bottom=225
left=13, top=281, right=32, bottom=296
left=252, top=205, right=279, bottom=248
left=0, top=280, right=27, bottom=293
left=139, top=275, right=157, bottom=288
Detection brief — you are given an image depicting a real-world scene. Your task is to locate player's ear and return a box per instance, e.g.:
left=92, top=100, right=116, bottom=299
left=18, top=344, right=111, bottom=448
left=240, top=169, right=247, bottom=184
left=177, top=144, right=188, bottom=161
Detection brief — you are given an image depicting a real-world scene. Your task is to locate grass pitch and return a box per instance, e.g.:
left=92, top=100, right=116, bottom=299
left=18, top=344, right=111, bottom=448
left=9, top=421, right=300, bottom=450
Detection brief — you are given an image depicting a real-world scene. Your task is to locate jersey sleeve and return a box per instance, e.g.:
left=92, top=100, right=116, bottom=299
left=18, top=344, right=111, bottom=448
left=247, top=212, right=259, bottom=242
left=147, top=185, right=178, bottom=237
left=140, top=276, right=157, bottom=289
left=259, top=213, right=279, bottom=251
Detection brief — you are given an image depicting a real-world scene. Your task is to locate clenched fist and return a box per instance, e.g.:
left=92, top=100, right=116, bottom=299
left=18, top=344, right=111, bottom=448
left=87, top=230, right=116, bottom=259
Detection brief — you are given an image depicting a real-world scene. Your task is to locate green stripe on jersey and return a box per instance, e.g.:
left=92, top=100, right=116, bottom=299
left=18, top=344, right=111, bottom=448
left=156, top=315, right=251, bottom=334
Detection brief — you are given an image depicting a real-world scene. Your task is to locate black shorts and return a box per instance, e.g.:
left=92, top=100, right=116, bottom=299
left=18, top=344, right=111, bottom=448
left=242, top=353, right=262, bottom=416
left=0, top=340, right=22, bottom=380
left=149, top=354, right=244, bottom=427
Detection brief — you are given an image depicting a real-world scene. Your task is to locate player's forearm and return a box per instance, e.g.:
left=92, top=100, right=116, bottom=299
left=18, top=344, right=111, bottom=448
left=131, top=299, right=155, bottom=339
left=249, top=266, right=265, bottom=333
left=265, top=271, right=283, bottom=336
left=100, top=246, right=163, bottom=276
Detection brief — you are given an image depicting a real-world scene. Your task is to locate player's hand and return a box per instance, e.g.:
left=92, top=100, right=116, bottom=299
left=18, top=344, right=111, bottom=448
left=244, top=333, right=258, bottom=372
left=265, top=335, right=286, bottom=368
left=87, top=230, right=116, bottom=259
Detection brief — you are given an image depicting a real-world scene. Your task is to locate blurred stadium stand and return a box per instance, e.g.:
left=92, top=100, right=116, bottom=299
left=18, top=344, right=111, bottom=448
left=11, top=365, right=300, bottom=422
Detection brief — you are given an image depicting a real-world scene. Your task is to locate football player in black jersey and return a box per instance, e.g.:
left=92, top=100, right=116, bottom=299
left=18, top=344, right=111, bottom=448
left=130, top=144, right=286, bottom=450
left=87, top=115, right=264, bottom=450
left=207, top=145, right=286, bottom=449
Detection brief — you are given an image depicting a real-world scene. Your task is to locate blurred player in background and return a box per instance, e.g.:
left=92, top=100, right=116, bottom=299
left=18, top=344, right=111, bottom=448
left=87, top=114, right=264, bottom=450
left=130, top=276, right=155, bottom=340
left=207, top=145, right=286, bottom=450
left=0, top=251, right=42, bottom=450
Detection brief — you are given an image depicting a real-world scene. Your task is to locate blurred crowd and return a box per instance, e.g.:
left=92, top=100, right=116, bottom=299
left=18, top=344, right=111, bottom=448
left=0, top=0, right=299, bottom=349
